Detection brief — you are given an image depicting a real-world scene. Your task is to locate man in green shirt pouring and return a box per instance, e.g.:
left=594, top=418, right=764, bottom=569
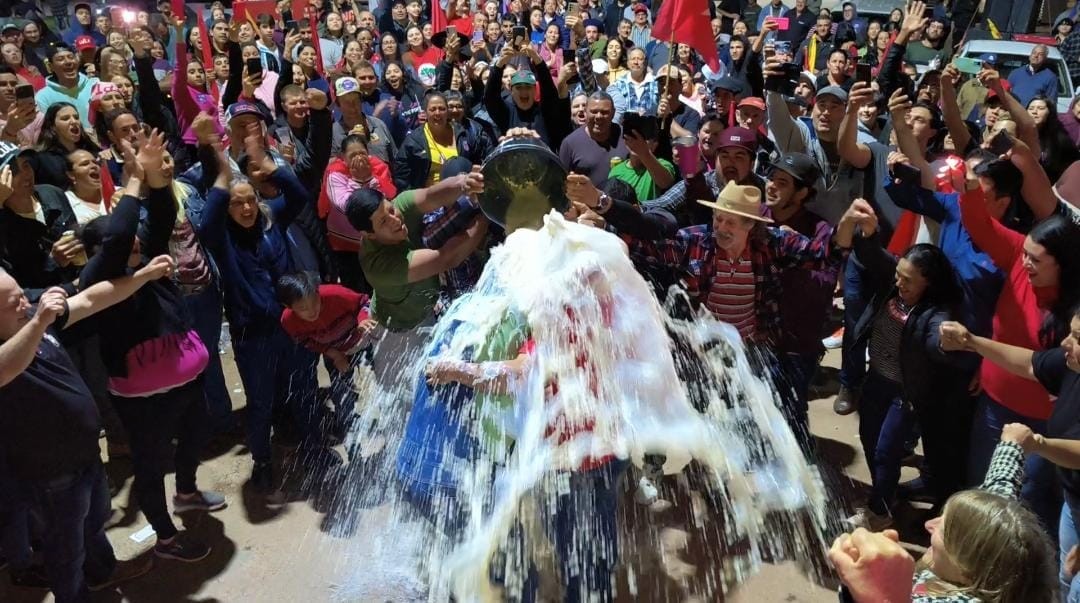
left=345, top=161, right=488, bottom=393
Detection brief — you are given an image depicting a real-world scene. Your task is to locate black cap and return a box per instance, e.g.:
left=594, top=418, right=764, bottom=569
left=711, top=76, right=743, bottom=94
left=769, top=152, right=820, bottom=187
left=73, top=2, right=92, bottom=12
left=45, top=43, right=76, bottom=61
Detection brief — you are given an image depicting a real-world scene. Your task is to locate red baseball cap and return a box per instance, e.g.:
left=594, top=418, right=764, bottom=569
left=738, top=97, right=766, bottom=112
left=74, top=35, right=96, bottom=53
left=631, top=3, right=649, bottom=13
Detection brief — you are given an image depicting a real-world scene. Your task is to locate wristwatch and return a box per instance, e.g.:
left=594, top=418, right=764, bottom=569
left=595, top=192, right=613, bottom=214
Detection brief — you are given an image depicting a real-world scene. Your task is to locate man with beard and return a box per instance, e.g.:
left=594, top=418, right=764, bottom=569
left=559, top=92, right=628, bottom=186
left=904, top=15, right=950, bottom=67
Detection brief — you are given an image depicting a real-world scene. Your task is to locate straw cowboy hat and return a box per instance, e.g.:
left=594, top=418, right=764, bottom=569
left=697, top=181, right=773, bottom=223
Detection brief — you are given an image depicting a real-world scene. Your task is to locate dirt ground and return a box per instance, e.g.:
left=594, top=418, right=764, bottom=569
left=1, top=345, right=932, bottom=603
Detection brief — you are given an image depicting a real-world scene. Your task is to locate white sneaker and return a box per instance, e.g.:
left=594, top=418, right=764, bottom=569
left=822, top=327, right=844, bottom=349
left=843, top=507, right=894, bottom=531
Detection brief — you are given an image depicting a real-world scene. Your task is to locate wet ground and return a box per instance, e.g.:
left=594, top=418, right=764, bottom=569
left=1, top=344, right=932, bottom=603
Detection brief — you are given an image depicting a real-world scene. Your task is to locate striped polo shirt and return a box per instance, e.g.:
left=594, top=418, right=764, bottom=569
left=705, top=249, right=757, bottom=340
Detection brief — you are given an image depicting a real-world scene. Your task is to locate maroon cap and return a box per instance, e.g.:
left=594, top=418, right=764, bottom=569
left=719, top=126, right=758, bottom=153
left=631, top=3, right=649, bottom=12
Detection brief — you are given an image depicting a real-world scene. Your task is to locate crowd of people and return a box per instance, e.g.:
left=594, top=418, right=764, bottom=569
left=0, top=0, right=1079, bottom=600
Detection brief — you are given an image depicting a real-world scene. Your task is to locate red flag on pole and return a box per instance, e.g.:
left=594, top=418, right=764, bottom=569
left=309, top=14, right=325, bottom=75
left=100, top=158, right=115, bottom=213
left=195, top=11, right=218, bottom=100
left=652, top=0, right=720, bottom=72
left=431, top=0, right=448, bottom=34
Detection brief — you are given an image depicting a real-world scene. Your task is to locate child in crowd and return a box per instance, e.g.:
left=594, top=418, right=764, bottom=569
left=277, top=271, right=376, bottom=438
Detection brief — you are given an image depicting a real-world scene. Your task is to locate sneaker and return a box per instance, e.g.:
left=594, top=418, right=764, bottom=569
left=251, top=461, right=275, bottom=493
left=833, top=385, right=860, bottom=415
left=154, top=532, right=211, bottom=563
left=843, top=507, right=894, bottom=531
left=10, top=566, right=49, bottom=589
left=822, top=327, right=844, bottom=349
left=173, top=490, right=227, bottom=514
left=88, top=557, right=153, bottom=591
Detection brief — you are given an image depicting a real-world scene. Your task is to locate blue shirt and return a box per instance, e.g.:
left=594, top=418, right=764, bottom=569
left=1006, top=65, right=1059, bottom=106
left=885, top=181, right=1004, bottom=337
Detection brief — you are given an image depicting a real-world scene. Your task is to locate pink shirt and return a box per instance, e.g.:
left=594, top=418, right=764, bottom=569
left=108, top=330, right=210, bottom=398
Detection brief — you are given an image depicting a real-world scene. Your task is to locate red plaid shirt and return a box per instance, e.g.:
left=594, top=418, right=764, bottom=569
left=629, top=225, right=846, bottom=346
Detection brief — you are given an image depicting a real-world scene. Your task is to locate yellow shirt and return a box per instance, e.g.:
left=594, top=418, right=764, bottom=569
left=423, top=124, right=458, bottom=186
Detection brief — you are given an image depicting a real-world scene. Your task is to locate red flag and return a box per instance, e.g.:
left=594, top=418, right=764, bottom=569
left=431, top=0, right=448, bottom=34
left=234, top=0, right=280, bottom=24
left=309, top=14, right=325, bottom=75
left=100, top=158, right=115, bottom=213
left=196, top=11, right=217, bottom=100
left=652, top=0, right=719, bottom=72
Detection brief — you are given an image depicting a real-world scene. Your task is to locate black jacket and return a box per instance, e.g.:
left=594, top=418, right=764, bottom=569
left=393, top=121, right=493, bottom=191
left=849, top=234, right=977, bottom=408
left=0, top=185, right=80, bottom=295
left=483, top=60, right=570, bottom=150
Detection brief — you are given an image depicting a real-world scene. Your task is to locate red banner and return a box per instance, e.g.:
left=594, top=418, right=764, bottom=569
left=291, top=0, right=318, bottom=21
left=234, top=0, right=280, bottom=24
left=652, top=0, right=720, bottom=72
left=432, top=0, right=448, bottom=34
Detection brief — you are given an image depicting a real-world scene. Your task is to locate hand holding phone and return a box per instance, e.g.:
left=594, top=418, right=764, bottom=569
left=14, top=83, right=34, bottom=103
left=512, top=25, right=527, bottom=50
left=774, top=17, right=790, bottom=30
left=987, top=130, right=1014, bottom=156
left=447, top=25, right=457, bottom=38
left=952, top=56, right=983, bottom=75
left=855, top=63, right=872, bottom=85
left=246, top=57, right=264, bottom=79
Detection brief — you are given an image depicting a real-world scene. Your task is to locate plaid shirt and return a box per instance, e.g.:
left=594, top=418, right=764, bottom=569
left=1060, top=29, right=1080, bottom=80
left=630, top=225, right=846, bottom=346
left=910, top=441, right=1023, bottom=602
left=422, top=196, right=485, bottom=302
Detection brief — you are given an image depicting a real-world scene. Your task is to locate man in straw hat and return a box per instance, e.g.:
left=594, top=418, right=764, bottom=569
left=586, top=179, right=875, bottom=446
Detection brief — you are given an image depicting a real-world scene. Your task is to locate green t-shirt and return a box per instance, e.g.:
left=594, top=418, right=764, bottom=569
left=472, top=309, right=531, bottom=452
left=904, top=42, right=948, bottom=67
left=608, top=157, right=676, bottom=204
left=360, top=191, right=439, bottom=331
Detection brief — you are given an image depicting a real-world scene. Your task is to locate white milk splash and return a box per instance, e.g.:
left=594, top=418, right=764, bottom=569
left=331, top=211, right=831, bottom=602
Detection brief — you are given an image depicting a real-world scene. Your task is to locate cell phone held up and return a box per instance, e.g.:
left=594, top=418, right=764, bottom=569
left=447, top=25, right=457, bottom=39
left=512, top=25, right=528, bottom=50
left=15, top=83, right=34, bottom=103
left=855, top=63, right=872, bottom=85
left=988, top=130, right=1014, bottom=156
left=246, top=57, right=263, bottom=79
left=891, top=162, right=921, bottom=186
left=764, top=62, right=800, bottom=96
left=622, top=112, right=658, bottom=141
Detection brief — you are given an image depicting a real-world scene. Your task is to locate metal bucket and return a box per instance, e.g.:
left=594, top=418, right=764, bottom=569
left=477, top=137, right=570, bottom=232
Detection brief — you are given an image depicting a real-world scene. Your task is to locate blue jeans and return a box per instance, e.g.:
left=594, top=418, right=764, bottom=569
left=184, top=281, right=232, bottom=432
left=857, top=372, right=915, bottom=515
left=778, top=351, right=822, bottom=456
left=1060, top=502, right=1080, bottom=602
left=967, top=392, right=1061, bottom=536
left=840, top=256, right=869, bottom=389
left=232, top=325, right=322, bottom=464
left=521, top=460, right=627, bottom=603
left=22, top=462, right=117, bottom=603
